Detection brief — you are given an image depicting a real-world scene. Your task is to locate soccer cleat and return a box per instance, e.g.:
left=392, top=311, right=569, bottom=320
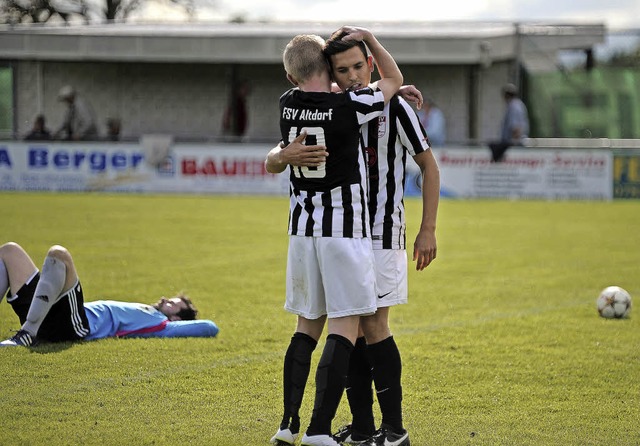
left=371, top=425, right=410, bottom=446
left=333, top=424, right=374, bottom=445
left=270, top=427, right=298, bottom=445
left=301, top=433, right=342, bottom=446
left=0, top=329, right=36, bottom=347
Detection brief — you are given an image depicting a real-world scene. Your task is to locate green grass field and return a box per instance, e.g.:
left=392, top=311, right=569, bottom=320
left=0, top=192, right=638, bottom=445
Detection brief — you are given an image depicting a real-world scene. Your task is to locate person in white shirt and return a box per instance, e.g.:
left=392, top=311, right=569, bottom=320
left=53, top=85, right=99, bottom=141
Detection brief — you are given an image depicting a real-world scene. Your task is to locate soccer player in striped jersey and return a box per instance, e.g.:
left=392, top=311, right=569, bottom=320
left=267, top=27, right=403, bottom=446
left=0, top=242, right=218, bottom=347
left=329, top=30, right=440, bottom=445
left=270, top=29, right=440, bottom=446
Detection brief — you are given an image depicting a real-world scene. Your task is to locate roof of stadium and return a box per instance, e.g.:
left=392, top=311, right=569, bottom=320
left=0, top=21, right=605, bottom=67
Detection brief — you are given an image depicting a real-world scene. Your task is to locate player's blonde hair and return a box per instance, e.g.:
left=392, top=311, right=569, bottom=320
left=283, top=34, right=329, bottom=84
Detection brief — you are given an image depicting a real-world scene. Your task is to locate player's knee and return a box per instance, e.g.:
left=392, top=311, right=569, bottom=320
left=0, top=242, right=31, bottom=264
left=0, top=241, right=22, bottom=256
left=360, top=315, right=391, bottom=343
left=47, top=245, right=72, bottom=263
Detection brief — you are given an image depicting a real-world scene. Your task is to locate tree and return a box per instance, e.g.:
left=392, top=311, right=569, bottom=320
left=605, top=47, right=640, bottom=67
left=0, top=0, right=196, bottom=24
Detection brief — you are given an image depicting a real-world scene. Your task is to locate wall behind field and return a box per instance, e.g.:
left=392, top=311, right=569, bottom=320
left=13, top=60, right=511, bottom=144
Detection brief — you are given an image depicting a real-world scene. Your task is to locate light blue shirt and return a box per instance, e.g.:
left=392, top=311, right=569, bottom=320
left=84, top=300, right=219, bottom=340
left=501, top=98, right=529, bottom=143
left=418, top=106, right=446, bottom=147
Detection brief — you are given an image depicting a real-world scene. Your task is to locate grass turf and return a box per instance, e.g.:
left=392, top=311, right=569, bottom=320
left=0, top=192, right=638, bottom=445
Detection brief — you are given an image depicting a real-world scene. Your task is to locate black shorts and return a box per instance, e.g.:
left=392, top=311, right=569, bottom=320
left=7, top=273, right=90, bottom=342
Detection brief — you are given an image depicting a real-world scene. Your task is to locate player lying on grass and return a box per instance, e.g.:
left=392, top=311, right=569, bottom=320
left=0, top=242, right=219, bottom=347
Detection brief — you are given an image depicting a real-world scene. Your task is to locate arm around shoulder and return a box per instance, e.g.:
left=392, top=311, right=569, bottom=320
left=266, top=144, right=288, bottom=174
left=265, top=132, right=327, bottom=172
left=357, top=28, right=403, bottom=102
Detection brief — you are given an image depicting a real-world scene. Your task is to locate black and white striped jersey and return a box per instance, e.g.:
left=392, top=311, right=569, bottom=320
left=279, top=87, right=386, bottom=238
left=361, top=95, right=431, bottom=249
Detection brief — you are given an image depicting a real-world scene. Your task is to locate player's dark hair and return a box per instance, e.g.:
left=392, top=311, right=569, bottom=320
left=176, top=294, right=198, bottom=320
left=323, top=30, right=368, bottom=73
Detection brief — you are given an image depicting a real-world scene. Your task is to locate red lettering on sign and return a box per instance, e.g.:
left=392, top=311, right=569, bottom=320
left=181, top=158, right=272, bottom=177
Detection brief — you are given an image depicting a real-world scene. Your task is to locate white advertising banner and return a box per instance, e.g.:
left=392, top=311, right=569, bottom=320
left=405, top=147, right=613, bottom=200
left=0, top=141, right=289, bottom=194
left=0, top=142, right=613, bottom=199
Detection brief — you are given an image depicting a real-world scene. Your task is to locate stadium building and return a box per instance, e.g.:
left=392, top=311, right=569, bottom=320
left=0, top=21, right=609, bottom=142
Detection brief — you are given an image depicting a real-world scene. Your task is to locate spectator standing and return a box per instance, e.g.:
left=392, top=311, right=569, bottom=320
left=417, top=97, right=446, bottom=146
left=222, top=79, right=250, bottom=140
left=489, top=83, right=530, bottom=162
left=53, top=85, right=99, bottom=141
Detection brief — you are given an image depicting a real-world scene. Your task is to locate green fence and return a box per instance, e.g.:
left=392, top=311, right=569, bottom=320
left=0, top=66, right=13, bottom=139
left=528, top=68, right=640, bottom=139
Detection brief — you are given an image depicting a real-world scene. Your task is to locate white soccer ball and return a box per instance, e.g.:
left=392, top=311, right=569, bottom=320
left=596, top=286, right=632, bottom=319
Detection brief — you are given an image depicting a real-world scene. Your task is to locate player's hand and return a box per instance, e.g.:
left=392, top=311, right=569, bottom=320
left=339, top=26, right=372, bottom=43
left=413, top=229, right=437, bottom=271
left=399, top=85, right=423, bottom=110
left=280, top=132, right=328, bottom=167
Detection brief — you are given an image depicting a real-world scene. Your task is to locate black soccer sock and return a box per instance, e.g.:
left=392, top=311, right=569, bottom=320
left=346, top=336, right=375, bottom=437
left=7, top=287, right=32, bottom=325
left=281, top=332, right=317, bottom=434
left=5, top=272, right=38, bottom=325
left=368, top=335, right=404, bottom=432
left=306, top=333, right=354, bottom=436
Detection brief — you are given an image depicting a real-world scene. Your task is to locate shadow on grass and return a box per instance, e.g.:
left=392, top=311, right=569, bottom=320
left=29, top=341, right=78, bottom=354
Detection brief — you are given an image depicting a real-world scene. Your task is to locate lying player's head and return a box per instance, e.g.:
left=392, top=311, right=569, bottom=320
left=283, top=34, right=329, bottom=85
left=154, top=293, right=198, bottom=321
left=323, top=30, right=374, bottom=93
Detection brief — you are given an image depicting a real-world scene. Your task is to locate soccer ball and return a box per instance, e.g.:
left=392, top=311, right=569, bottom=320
left=596, top=286, right=632, bottom=319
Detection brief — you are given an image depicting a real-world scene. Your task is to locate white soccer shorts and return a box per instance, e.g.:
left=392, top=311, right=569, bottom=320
left=285, top=236, right=377, bottom=319
left=373, top=249, right=408, bottom=308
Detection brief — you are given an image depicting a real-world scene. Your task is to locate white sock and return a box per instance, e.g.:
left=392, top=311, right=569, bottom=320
left=0, top=260, right=7, bottom=304
left=22, top=256, right=66, bottom=336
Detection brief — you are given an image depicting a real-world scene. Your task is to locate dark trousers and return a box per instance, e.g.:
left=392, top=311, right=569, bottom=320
left=489, top=142, right=512, bottom=163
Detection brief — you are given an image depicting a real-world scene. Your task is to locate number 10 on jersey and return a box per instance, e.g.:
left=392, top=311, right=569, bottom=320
left=288, top=127, right=327, bottom=179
